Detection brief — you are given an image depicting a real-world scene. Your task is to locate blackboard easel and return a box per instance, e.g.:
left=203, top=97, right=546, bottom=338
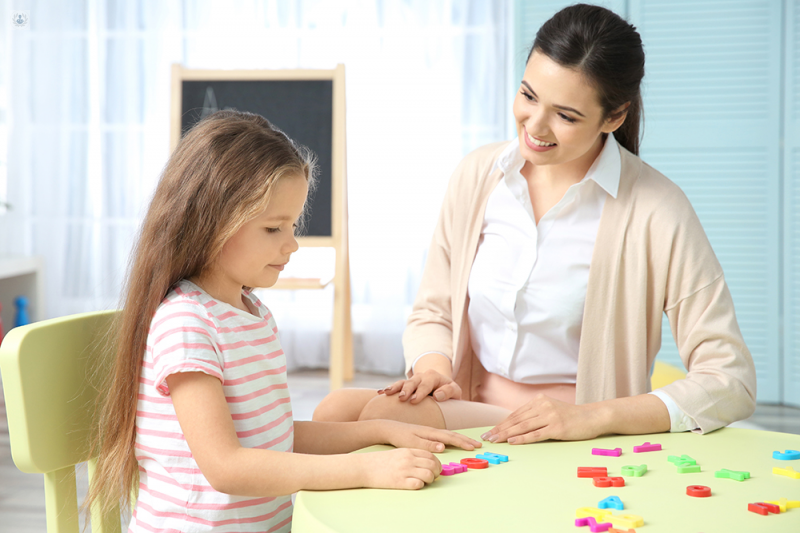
left=171, top=64, right=352, bottom=390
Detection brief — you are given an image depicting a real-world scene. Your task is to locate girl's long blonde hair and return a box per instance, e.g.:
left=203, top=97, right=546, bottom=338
left=85, top=110, right=315, bottom=520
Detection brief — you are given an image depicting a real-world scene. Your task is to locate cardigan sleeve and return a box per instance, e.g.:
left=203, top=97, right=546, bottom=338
left=653, top=187, right=757, bottom=433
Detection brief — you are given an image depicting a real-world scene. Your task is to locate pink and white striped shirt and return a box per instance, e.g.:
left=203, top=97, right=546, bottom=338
left=130, top=279, right=294, bottom=533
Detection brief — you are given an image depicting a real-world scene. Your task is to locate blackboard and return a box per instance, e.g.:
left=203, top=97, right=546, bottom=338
left=180, top=80, right=334, bottom=238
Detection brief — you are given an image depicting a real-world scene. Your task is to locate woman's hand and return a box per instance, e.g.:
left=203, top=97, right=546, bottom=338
left=359, top=449, right=442, bottom=490
left=377, top=420, right=481, bottom=452
left=481, top=394, right=606, bottom=444
left=380, top=369, right=462, bottom=404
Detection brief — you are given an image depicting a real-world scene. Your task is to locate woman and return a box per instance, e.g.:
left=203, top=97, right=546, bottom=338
left=314, top=4, right=756, bottom=443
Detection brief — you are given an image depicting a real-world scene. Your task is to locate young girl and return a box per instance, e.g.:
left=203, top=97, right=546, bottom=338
left=86, top=110, right=480, bottom=533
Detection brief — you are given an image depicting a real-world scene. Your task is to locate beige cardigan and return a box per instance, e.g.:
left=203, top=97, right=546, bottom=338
left=403, top=141, right=757, bottom=434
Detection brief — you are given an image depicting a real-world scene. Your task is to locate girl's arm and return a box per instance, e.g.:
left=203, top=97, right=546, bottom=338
left=167, top=372, right=441, bottom=497
left=293, top=419, right=480, bottom=455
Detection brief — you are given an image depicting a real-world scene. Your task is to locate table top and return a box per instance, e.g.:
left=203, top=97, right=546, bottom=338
left=294, top=427, right=800, bottom=532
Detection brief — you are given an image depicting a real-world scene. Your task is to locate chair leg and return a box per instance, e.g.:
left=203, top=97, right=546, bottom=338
left=44, top=466, right=79, bottom=533
left=88, top=458, right=122, bottom=533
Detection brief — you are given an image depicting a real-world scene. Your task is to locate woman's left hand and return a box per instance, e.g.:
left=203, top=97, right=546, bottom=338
left=480, top=394, right=605, bottom=444
left=378, top=420, right=482, bottom=452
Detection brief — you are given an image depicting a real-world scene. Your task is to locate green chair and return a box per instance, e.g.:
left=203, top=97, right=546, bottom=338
left=0, top=311, right=121, bottom=533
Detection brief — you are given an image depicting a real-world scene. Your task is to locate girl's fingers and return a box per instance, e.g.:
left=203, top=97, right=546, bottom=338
left=408, top=380, right=436, bottom=403
left=381, top=380, right=407, bottom=396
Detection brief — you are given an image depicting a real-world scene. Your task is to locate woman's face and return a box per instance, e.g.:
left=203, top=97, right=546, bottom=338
left=513, top=50, right=625, bottom=168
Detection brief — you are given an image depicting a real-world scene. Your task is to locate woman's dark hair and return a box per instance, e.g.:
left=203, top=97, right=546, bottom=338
left=529, top=4, right=645, bottom=155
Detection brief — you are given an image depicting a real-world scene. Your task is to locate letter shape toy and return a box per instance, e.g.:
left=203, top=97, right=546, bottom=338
left=714, top=468, right=750, bottom=481
left=748, top=502, right=780, bottom=515
left=667, top=455, right=696, bottom=466
left=594, top=477, right=625, bottom=488
left=481, top=452, right=508, bottom=462
left=592, top=448, right=622, bottom=457
left=460, top=458, right=489, bottom=469
left=608, top=529, right=637, bottom=533
left=772, top=466, right=800, bottom=479
left=447, top=462, right=467, bottom=473
left=441, top=464, right=455, bottom=476
left=676, top=464, right=701, bottom=474
left=686, top=485, right=711, bottom=497
left=632, top=442, right=661, bottom=453
left=598, top=496, right=624, bottom=510
left=576, top=508, right=612, bottom=521
left=475, top=453, right=501, bottom=465
left=578, top=467, right=608, bottom=478
left=620, top=465, right=647, bottom=477
left=764, top=498, right=800, bottom=513
left=607, top=514, right=644, bottom=529
left=772, top=450, right=800, bottom=461
left=575, top=517, right=612, bottom=532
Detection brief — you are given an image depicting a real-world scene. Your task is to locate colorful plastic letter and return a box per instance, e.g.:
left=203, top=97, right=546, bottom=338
left=772, top=466, right=800, bottom=479
left=677, top=464, right=701, bottom=473
left=475, top=453, right=501, bottom=465
left=592, top=448, right=622, bottom=457
left=608, top=529, right=636, bottom=533
left=620, top=465, right=647, bottom=477
left=578, top=467, right=608, bottom=478
left=460, top=458, right=489, bottom=469
left=772, top=450, right=800, bottom=460
left=607, top=514, right=644, bottom=529
left=482, top=452, right=508, bottom=462
left=667, top=454, right=696, bottom=466
left=764, top=499, right=789, bottom=513
left=594, top=476, right=625, bottom=488
left=441, top=464, right=455, bottom=476
left=447, top=462, right=467, bottom=473
left=598, top=496, right=624, bottom=510
left=686, top=485, right=711, bottom=497
left=576, top=508, right=612, bottom=521
left=714, top=468, right=750, bottom=481
left=632, top=442, right=661, bottom=453
left=748, top=502, right=780, bottom=515
left=575, top=517, right=612, bottom=532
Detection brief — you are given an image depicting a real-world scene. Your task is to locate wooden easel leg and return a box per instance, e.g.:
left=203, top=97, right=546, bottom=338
left=330, top=270, right=345, bottom=391
left=343, top=253, right=354, bottom=382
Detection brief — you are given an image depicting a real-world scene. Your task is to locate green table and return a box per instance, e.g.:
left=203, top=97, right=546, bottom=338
left=294, top=427, right=800, bottom=532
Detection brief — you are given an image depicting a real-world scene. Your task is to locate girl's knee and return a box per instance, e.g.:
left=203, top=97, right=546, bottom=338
left=312, top=388, right=374, bottom=422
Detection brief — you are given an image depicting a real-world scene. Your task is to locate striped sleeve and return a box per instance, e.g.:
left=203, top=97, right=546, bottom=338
left=149, top=300, right=224, bottom=396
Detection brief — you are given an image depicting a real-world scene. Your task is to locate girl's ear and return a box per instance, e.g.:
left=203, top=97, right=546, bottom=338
left=603, top=102, right=631, bottom=133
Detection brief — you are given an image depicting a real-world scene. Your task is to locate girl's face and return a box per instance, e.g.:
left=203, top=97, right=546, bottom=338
left=513, top=50, right=626, bottom=169
left=213, top=174, right=308, bottom=293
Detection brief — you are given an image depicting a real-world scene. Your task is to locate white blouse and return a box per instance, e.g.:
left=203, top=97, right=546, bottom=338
left=415, top=133, right=697, bottom=432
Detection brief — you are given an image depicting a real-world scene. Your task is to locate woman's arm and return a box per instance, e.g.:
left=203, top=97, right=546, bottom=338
left=167, top=372, right=442, bottom=497
left=482, top=393, right=670, bottom=444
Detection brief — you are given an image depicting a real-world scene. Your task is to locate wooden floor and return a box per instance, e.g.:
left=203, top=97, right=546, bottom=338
left=1, top=370, right=799, bottom=531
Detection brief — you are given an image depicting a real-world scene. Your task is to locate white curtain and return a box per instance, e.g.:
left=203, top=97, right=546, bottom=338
left=2, top=0, right=510, bottom=375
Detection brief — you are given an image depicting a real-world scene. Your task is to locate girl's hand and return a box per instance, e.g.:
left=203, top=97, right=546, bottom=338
left=480, top=394, right=604, bottom=444
left=379, top=369, right=462, bottom=404
left=378, top=420, right=481, bottom=452
left=361, top=448, right=442, bottom=490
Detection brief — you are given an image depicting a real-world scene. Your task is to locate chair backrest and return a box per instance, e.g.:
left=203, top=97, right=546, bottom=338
left=0, top=310, right=122, bottom=533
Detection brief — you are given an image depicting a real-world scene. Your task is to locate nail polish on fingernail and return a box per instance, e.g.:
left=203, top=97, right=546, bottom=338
left=434, top=391, right=444, bottom=400
left=410, top=394, right=416, bottom=400
left=480, top=432, right=491, bottom=440
left=508, top=438, right=516, bottom=444
left=399, top=391, right=406, bottom=397
left=488, top=435, right=498, bottom=443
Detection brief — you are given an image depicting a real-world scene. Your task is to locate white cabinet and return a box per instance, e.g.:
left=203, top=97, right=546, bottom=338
left=0, top=256, right=44, bottom=334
